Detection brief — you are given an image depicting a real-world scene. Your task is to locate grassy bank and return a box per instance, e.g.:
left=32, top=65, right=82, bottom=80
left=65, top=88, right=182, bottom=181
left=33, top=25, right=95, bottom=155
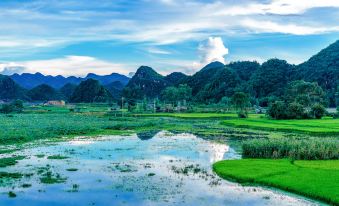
left=222, top=117, right=339, bottom=135
left=213, top=159, right=339, bottom=205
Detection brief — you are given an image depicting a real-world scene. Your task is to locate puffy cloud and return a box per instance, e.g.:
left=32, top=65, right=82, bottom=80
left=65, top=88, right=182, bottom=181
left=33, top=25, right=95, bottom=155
left=198, top=37, right=229, bottom=65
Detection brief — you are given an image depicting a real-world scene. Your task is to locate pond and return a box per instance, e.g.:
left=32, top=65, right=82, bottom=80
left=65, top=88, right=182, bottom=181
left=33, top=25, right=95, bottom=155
left=0, top=131, right=320, bottom=205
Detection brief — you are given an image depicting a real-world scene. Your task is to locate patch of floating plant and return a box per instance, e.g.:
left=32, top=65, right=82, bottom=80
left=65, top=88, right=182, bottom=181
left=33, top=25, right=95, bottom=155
left=35, top=154, right=45, bottom=158
left=37, top=165, right=67, bottom=184
left=170, top=163, right=222, bottom=187
left=0, top=156, right=26, bottom=167
left=47, top=155, right=69, bottom=160
left=111, top=162, right=138, bottom=173
left=66, top=168, right=78, bottom=172
left=66, top=184, right=80, bottom=192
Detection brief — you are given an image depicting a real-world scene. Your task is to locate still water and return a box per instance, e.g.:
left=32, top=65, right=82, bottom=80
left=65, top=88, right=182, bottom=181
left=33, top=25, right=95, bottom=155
left=0, top=131, right=320, bottom=205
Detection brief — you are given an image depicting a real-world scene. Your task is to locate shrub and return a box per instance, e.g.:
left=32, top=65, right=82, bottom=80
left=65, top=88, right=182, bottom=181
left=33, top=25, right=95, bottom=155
left=311, top=103, right=326, bottom=119
left=267, top=101, right=287, bottom=119
left=286, top=102, right=304, bottom=119
left=237, top=110, right=248, bottom=118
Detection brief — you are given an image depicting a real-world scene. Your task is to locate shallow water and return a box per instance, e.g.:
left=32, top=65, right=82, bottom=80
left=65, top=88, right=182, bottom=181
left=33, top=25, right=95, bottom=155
left=0, top=132, right=321, bottom=205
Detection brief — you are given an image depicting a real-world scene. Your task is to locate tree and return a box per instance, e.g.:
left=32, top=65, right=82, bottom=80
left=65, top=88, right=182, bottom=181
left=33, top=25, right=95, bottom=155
left=267, top=81, right=327, bottom=119
left=161, top=84, right=192, bottom=105
left=267, top=101, right=287, bottom=120
left=311, top=103, right=326, bottom=119
left=12, top=100, right=24, bottom=113
left=231, top=92, right=250, bottom=118
left=0, top=104, right=14, bottom=114
left=0, top=100, right=24, bottom=114
left=285, top=80, right=325, bottom=108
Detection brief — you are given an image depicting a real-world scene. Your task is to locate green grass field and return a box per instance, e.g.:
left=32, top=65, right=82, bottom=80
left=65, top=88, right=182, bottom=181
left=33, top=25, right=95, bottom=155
left=213, top=159, right=339, bottom=205
left=222, top=117, right=339, bottom=135
left=135, top=112, right=259, bottom=119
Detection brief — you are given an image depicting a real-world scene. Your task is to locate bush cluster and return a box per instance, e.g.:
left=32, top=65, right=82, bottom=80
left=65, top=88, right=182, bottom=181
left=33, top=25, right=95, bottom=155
left=267, top=102, right=326, bottom=120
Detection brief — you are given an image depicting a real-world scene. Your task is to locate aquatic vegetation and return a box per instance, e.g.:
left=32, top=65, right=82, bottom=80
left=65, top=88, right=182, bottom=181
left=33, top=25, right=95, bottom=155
left=8, top=191, right=16, bottom=198
left=0, top=172, right=23, bottom=179
left=0, top=156, right=25, bottom=167
left=35, top=154, right=45, bottom=158
left=67, top=184, right=80, bottom=192
left=66, top=168, right=78, bottom=172
left=47, top=155, right=69, bottom=160
left=213, top=159, right=339, bottom=205
left=242, top=138, right=339, bottom=160
left=112, top=163, right=137, bottom=173
left=40, top=172, right=67, bottom=184
left=22, top=183, right=32, bottom=188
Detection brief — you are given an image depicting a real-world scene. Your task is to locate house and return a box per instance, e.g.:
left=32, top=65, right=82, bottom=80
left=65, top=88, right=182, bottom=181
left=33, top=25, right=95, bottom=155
left=45, top=100, right=66, bottom=106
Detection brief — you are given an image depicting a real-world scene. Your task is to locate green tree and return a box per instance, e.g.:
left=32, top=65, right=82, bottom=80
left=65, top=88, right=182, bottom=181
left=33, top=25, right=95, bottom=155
left=285, top=80, right=325, bottom=108
left=267, top=101, right=287, bottom=120
left=231, top=92, right=250, bottom=118
left=0, top=104, right=14, bottom=114
left=311, top=103, right=326, bottom=119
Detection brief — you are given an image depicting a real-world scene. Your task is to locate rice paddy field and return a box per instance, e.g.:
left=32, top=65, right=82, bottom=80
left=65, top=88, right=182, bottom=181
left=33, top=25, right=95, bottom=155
left=223, top=117, right=339, bottom=135
left=213, top=159, right=339, bottom=205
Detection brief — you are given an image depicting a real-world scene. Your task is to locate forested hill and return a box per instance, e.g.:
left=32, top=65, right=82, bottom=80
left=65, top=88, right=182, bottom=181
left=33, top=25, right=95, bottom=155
left=123, top=40, right=339, bottom=106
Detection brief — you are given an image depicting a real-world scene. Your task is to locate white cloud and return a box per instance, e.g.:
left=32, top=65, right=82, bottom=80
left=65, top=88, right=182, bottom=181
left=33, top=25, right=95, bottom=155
left=0, top=0, right=337, bottom=55
left=0, top=56, right=134, bottom=76
left=241, top=19, right=339, bottom=35
left=198, top=37, right=229, bottom=65
left=213, top=0, right=339, bottom=16
left=146, top=47, right=171, bottom=55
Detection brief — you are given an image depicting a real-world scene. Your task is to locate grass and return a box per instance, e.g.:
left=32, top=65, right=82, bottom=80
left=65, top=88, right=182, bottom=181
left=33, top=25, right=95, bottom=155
left=223, top=117, right=339, bottom=135
left=135, top=112, right=261, bottom=119
left=242, top=138, right=339, bottom=160
left=213, top=159, right=339, bottom=205
left=0, top=110, right=270, bottom=145
left=135, top=112, right=239, bottom=118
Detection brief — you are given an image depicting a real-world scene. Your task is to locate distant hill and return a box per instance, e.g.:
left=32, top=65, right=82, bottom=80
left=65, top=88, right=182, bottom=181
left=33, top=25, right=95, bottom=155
left=59, top=83, right=77, bottom=102
left=70, top=79, right=113, bottom=103
left=27, top=84, right=62, bottom=101
left=164, top=72, right=187, bottom=86
left=9, top=72, right=130, bottom=89
left=0, top=75, right=27, bottom=100
left=123, top=66, right=171, bottom=100
left=104, top=81, right=125, bottom=100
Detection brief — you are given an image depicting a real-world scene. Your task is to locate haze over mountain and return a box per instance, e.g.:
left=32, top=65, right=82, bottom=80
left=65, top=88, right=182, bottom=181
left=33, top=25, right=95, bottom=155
left=9, top=72, right=130, bottom=89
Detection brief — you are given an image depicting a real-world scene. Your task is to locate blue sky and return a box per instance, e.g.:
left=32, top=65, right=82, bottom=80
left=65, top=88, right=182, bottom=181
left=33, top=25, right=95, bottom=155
left=0, top=0, right=338, bottom=76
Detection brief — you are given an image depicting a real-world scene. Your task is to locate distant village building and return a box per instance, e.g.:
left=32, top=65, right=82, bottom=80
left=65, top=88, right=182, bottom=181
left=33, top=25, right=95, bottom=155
left=45, top=100, right=66, bottom=106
